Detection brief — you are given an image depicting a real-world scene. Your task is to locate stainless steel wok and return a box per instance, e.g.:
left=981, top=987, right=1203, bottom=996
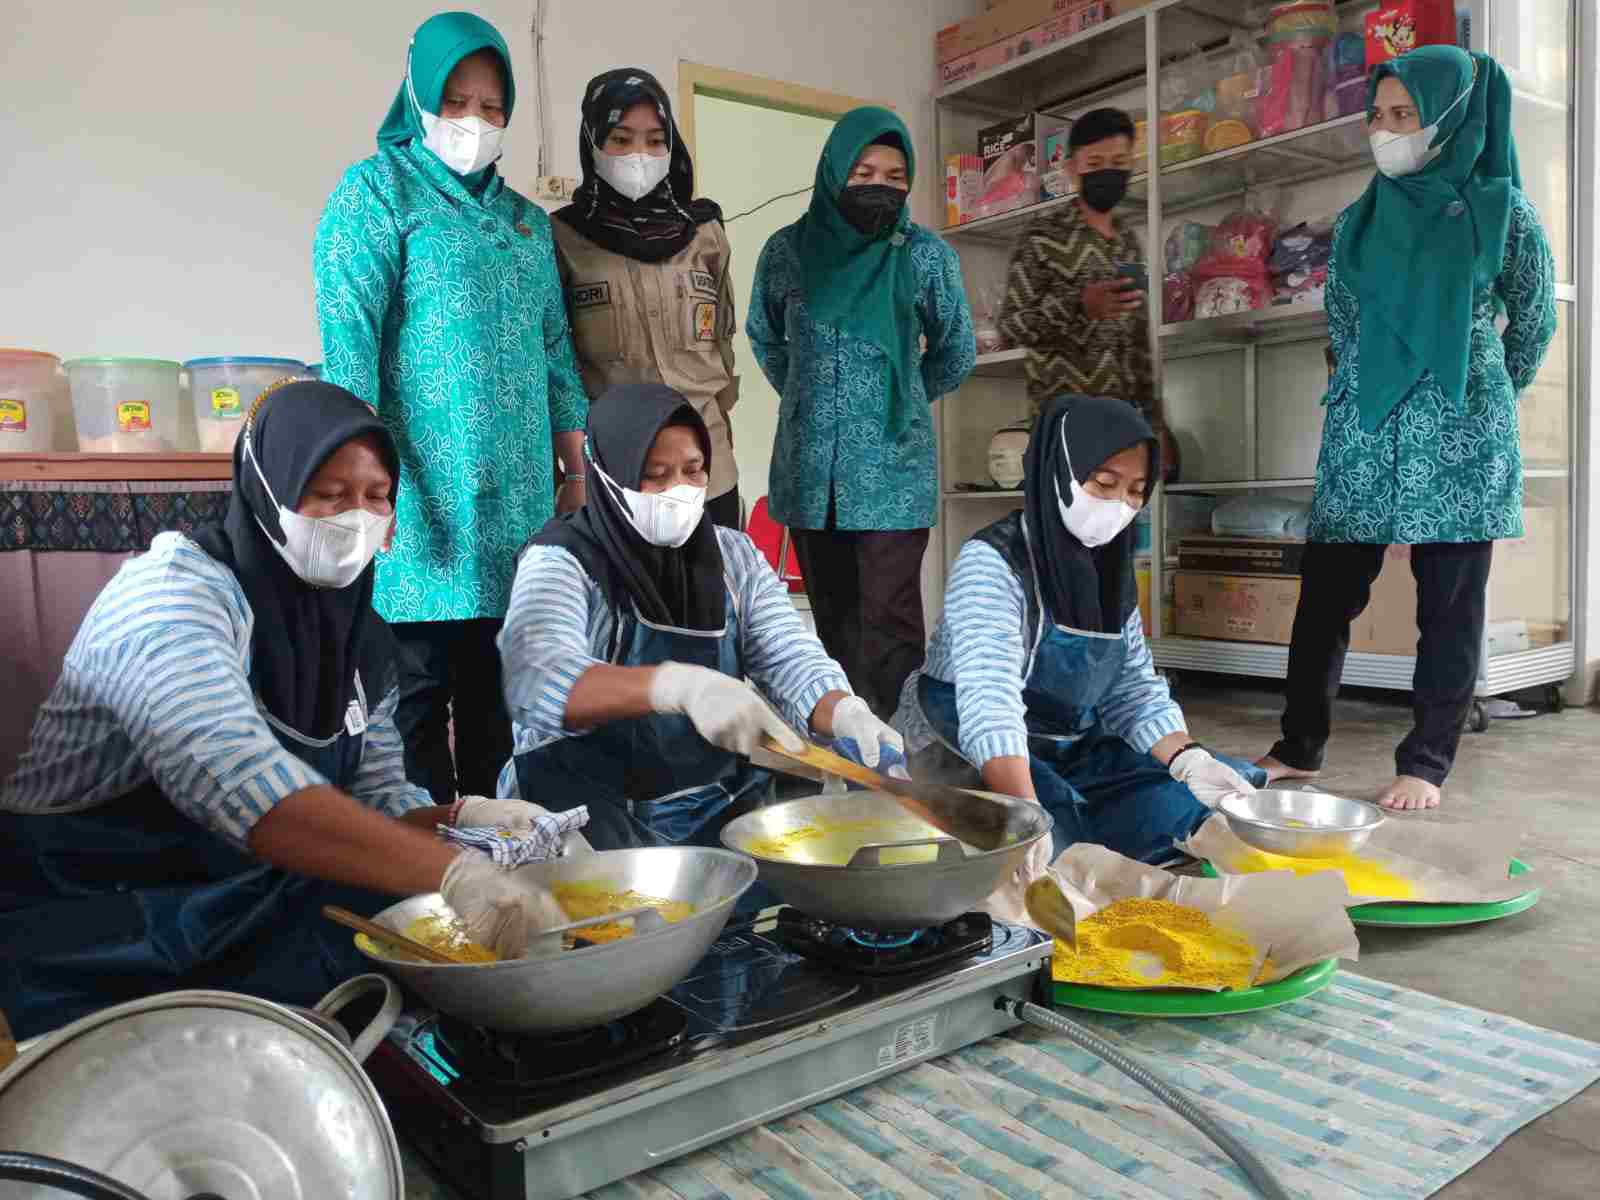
left=721, top=789, right=1052, bottom=930
left=354, top=846, right=756, bottom=1034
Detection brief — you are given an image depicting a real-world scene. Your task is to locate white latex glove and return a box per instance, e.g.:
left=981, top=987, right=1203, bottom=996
left=829, top=695, right=908, bottom=777
left=454, top=796, right=539, bottom=831
left=649, top=662, right=803, bottom=757
left=439, top=853, right=570, bottom=959
left=1169, top=745, right=1256, bottom=809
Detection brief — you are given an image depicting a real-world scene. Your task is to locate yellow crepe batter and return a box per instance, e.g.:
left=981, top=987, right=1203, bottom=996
left=374, top=885, right=694, bottom=962
left=1052, top=898, right=1264, bottom=991
left=742, top=819, right=948, bottom=865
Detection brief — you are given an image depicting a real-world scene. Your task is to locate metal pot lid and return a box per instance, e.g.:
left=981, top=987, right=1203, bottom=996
left=0, top=990, right=402, bottom=1200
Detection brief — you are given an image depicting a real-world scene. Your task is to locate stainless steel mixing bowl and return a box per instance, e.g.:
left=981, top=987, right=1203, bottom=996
left=354, top=846, right=756, bottom=1033
left=1220, top=788, right=1386, bottom=859
left=721, top=789, right=1052, bottom=930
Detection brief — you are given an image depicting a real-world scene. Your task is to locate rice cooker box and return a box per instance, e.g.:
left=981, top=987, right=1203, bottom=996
left=979, top=115, right=1040, bottom=219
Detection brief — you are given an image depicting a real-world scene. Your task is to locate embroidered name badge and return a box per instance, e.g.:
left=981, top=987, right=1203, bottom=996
left=573, top=281, right=612, bottom=309
left=689, top=270, right=716, bottom=295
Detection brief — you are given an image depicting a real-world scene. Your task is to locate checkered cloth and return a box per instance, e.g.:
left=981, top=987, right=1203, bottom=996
left=438, top=806, right=590, bottom=868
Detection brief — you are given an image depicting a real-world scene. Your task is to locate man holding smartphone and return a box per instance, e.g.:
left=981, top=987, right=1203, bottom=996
left=999, top=108, right=1156, bottom=427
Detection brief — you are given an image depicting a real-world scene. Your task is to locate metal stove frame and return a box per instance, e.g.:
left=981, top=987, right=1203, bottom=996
left=375, top=921, right=1051, bottom=1200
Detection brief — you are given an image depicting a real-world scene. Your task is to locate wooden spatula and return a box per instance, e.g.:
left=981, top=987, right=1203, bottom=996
left=1024, top=876, right=1078, bottom=951
left=760, top=735, right=1013, bottom=852
left=0, top=1008, right=16, bottom=1071
left=323, top=905, right=459, bottom=965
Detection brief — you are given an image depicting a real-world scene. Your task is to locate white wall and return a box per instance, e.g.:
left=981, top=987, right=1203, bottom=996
left=0, top=0, right=969, bottom=366
left=693, top=96, right=837, bottom=511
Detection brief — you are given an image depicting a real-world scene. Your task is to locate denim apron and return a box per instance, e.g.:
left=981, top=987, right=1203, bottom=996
left=0, top=674, right=393, bottom=1040
left=514, top=580, right=774, bottom=849
left=918, top=519, right=1262, bottom=865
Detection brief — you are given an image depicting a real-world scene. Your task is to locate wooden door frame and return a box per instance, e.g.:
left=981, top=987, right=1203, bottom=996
left=676, top=61, right=886, bottom=167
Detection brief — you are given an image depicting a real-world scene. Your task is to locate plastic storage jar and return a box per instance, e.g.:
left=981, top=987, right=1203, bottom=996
left=65, top=357, right=183, bottom=452
left=184, top=357, right=307, bottom=453
left=0, top=349, right=65, bottom=452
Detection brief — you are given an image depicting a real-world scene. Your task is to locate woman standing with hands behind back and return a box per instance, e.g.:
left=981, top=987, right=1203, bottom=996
left=552, top=69, right=745, bottom=529
left=1257, top=47, right=1556, bottom=811
left=315, top=12, right=588, bottom=807
left=748, top=107, right=976, bottom=718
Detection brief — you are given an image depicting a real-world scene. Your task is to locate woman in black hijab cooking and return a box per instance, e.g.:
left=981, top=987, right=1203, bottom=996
left=0, top=381, right=563, bottom=1039
left=552, top=69, right=745, bottom=529
left=895, top=394, right=1266, bottom=875
left=500, top=383, right=902, bottom=853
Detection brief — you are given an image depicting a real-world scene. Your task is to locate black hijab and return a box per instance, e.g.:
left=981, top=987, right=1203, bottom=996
left=191, top=381, right=400, bottom=740
left=530, top=383, right=725, bottom=630
left=554, top=67, right=723, bottom=263
left=1024, top=394, right=1158, bottom=635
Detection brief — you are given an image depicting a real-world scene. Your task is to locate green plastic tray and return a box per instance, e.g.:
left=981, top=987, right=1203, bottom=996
left=1199, top=859, right=1539, bottom=928
left=1050, top=957, right=1338, bottom=1017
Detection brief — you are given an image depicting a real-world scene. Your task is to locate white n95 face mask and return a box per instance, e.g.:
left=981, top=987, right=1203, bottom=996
left=1370, top=81, right=1471, bottom=179
left=1054, top=426, right=1141, bottom=549
left=594, top=462, right=706, bottom=548
left=593, top=148, right=672, bottom=202
left=244, top=436, right=391, bottom=589
left=408, top=48, right=504, bottom=176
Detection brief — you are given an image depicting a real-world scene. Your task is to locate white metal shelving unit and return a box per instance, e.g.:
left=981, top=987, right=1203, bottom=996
left=930, top=0, right=1584, bottom=715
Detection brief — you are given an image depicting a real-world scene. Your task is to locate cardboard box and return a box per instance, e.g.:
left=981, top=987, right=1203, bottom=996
left=1178, top=536, right=1306, bottom=577
left=1349, top=508, right=1570, bottom=656
left=945, top=153, right=983, bottom=227
left=1176, top=572, right=1300, bottom=645
left=1040, top=126, right=1073, bottom=200
left=983, top=0, right=1151, bottom=14
left=978, top=115, right=1040, bottom=220
left=938, top=0, right=1095, bottom=64
left=1365, top=2, right=1458, bottom=68
left=938, top=9, right=1106, bottom=87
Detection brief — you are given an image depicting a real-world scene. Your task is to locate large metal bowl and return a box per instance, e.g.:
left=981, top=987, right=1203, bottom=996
left=355, top=847, right=756, bottom=1034
left=1221, top=788, right=1386, bottom=859
left=721, top=789, right=1052, bottom=931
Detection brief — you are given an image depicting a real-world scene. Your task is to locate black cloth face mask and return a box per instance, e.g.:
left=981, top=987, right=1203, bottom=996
left=1079, top=168, right=1130, bottom=214
left=837, top=184, right=908, bottom=236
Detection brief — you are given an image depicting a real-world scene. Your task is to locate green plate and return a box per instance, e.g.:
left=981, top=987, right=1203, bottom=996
left=1199, top=859, right=1539, bottom=928
left=1051, top=957, right=1338, bottom=1017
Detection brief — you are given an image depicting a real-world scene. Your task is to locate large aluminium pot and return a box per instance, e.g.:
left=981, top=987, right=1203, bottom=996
left=721, top=789, right=1053, bottom=930
left=0, top=976, right=403, bottom=1200
left=354, top=845, right=757, bottom=1034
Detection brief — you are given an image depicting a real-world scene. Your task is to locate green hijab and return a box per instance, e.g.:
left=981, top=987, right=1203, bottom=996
left=1336, top=46, right=1519, bottom=432
left=376, top=11, right=515, bottom=157
left=795, top=107, right=922, bottom=437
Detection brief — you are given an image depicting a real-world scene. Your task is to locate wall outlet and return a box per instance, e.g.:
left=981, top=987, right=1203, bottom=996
left=534, top=175, right=579, bottom=201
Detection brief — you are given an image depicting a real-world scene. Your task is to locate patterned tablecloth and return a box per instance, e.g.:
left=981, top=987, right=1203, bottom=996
left=1, top=478, right=230, bottom=552
left=401, top=973, right=1600, bottom=1200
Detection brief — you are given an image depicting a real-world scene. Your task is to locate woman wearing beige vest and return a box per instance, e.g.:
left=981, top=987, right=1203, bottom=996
left=551, top=69, right=742, bottom=529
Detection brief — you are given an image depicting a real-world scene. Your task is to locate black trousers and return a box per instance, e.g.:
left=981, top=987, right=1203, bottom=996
left=705, top=486, right=742, bottom=531
left=1270, top=541, right=1494, bottom=787
left=392, top=618, right=514, bottom=805
left=789, top=524, right=931, bottom=719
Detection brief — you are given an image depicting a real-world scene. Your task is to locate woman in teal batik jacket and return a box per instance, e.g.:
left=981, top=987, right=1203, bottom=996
left=314, top=12, right=587, bottom=807
left=747, top=106, right=975, bottom=718
left=1258, top=47, right=1556, bottom=812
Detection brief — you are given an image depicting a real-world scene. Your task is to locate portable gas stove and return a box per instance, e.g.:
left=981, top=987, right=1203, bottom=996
left=366, top=909, right=1051, bottom=1200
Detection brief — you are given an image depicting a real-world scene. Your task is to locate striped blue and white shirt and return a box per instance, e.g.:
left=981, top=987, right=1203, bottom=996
left=498, top=527, right=850, bottom=778
left=1, top=533, right=430, bottom=848
left=896, top=538, right=1184, bottom=768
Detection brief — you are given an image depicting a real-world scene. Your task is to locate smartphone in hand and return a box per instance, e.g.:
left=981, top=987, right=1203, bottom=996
left=1115, top=263, right=1148, bottom=294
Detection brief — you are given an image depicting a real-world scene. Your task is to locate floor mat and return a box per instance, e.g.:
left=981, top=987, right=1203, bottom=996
left=402, top=973, right=1600, bottom=1199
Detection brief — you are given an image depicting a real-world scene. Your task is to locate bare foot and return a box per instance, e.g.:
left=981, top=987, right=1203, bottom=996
left=1375, top=775, right=1440, bottom=811
left=1254, top=755, right=1321, bottom=785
